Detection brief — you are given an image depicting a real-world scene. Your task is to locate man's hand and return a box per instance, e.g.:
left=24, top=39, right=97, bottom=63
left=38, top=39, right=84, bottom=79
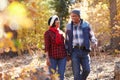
left=93, top=42, right=98, bottom=48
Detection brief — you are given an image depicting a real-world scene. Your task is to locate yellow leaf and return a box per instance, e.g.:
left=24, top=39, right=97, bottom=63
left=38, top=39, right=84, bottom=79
left=32, top=2, right=37, bottom=8
left=6, top=32, right=13, bottom=39
left=51, top=68, right=55, bottom=74
left=4, top=47, right=10, bottom=52
left=11, top=46, right=17, bottom=52
left=115, top=49, right=120, bottom=54
left=102, top=4, right=108, bottom=10
left=51, top=73, right=60, bottom=80
left=7, top=1, right=28, bottom=17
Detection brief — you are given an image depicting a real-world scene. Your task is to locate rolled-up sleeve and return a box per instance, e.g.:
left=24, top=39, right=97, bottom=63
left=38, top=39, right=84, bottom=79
left=89, top=25, right=98, bottom=45
left=90, top=31, right=97, bottom=44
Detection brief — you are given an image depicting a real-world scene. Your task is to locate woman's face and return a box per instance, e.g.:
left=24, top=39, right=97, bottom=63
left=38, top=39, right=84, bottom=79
left=55, top=20, right=60, bottom=28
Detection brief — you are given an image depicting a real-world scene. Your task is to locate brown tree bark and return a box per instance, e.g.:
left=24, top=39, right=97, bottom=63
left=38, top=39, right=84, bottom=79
left=114, top=62, right=120, bottom=80
left=109, top=0, right=117, bottom=27
left=109, top=0, right=120, bottom=50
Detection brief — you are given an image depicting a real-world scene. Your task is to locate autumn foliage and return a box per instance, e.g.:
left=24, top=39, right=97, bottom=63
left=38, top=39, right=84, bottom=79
left=0, top=0, right=120, bottom=80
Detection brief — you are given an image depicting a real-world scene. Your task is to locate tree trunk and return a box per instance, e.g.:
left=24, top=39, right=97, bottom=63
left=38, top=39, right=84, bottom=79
left=109, top=0, right=119, bottom=50
left=109, top=0, right=117, bottom=27
left=114, top=62, right=120, bottom=80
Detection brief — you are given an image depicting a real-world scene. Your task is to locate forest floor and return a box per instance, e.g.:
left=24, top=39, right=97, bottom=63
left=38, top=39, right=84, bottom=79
left=65, top=52, right=120, bottom=80
left=0, top=52, right=120, bottom=80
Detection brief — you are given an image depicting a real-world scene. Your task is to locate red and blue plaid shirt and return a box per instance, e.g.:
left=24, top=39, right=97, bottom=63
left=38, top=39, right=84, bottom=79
left=44, top=30, right=67, bottom=59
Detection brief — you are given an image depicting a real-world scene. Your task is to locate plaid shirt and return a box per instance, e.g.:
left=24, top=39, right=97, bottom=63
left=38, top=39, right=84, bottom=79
left=44, top=30, right=67, bottom=59
left=73, top=24, right=84, bottom=47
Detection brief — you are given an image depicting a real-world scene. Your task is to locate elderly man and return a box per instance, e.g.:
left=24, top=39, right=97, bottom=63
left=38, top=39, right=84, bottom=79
left=65, top=9, right=97, bottom=80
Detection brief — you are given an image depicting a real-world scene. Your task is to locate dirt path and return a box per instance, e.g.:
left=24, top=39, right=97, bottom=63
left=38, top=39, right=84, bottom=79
left=65, top=53, right=120, bottom=80
left=0, top=53, right=120, bottom=80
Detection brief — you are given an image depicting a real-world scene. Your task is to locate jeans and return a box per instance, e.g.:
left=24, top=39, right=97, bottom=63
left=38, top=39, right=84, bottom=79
left=49, top=57, right=67, bottom=80
left=71, top=48, right=90, bottom=80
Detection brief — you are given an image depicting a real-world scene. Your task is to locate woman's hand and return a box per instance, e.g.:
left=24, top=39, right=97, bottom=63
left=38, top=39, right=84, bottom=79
left=46, top=57, right=51, bottom=66
left=45, top=52, right=51, bottom=66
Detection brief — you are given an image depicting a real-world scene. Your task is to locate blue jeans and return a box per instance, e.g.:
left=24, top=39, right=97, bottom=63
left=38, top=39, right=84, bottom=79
left=49, top=57, right=67, bottom=80
left=71, top=48, right=90, bottom=80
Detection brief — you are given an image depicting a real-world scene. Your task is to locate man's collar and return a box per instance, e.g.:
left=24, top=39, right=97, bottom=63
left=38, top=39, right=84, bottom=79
left=73, top=20, right=81, bottom=27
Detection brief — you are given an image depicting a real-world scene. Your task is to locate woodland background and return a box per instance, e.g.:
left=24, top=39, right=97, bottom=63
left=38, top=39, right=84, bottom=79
left=0, top=0, right=120, bottom=80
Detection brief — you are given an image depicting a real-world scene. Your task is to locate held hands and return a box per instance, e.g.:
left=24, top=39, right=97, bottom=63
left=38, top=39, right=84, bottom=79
left=67, top=54, right=71, bottom=61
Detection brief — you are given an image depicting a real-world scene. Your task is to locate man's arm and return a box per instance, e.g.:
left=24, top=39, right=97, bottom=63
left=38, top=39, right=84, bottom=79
left=89, top=25, right=98, bottom=46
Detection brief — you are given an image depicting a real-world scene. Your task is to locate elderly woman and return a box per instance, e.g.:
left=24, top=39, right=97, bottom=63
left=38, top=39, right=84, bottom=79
left=44, top=15, right=67, bottom=80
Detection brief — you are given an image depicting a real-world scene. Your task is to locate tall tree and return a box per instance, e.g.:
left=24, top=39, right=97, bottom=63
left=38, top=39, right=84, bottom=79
left=49, top=0, right=71, bottom=30
left=109, top=0, right=120, bottom=51
left=109, top=0, right=117, bottom=27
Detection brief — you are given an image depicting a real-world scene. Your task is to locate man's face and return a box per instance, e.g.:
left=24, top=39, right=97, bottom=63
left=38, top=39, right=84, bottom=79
left=70, top=13, right=80, bottom=24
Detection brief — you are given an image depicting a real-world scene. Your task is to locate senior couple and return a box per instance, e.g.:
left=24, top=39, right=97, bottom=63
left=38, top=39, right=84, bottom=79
left=44, top=9, right=97, bottom=80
